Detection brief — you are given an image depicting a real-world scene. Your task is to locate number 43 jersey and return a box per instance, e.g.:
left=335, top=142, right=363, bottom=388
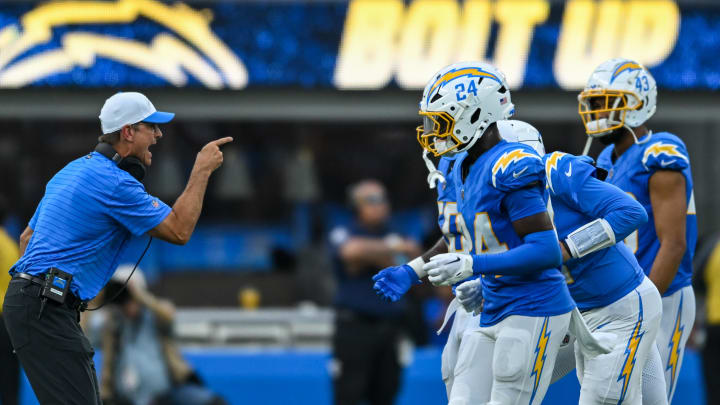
left=438, top=140, right=574, bottom=327
left=597, top=132, right=697, bottom=297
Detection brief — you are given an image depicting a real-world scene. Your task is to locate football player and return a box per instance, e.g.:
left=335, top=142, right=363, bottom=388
left=578, top=58, right=697, bottom=404
left=499, top=120, right=663, bottom=404
left=373, top=61, right=575, bottom=405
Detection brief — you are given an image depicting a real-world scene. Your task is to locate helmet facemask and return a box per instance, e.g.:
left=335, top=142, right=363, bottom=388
left=416, top=111, right=461, bottom=156
left=578, top=89, right=643, bottom=138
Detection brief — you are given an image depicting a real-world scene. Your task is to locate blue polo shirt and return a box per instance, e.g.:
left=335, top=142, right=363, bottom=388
left=329, top=222, right=408, bottom=318
left=11, top=151, right=171, bottom=300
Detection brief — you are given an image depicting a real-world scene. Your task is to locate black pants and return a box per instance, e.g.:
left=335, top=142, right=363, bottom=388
left=332, top=311, right=402, bottom=405
left=1, top=279, right=101, bottom=405
left=0, top=313, right=20, bottom=405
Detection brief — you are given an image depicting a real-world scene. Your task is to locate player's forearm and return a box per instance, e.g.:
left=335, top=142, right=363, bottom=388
left=402, top=237, right=449, bottom=279
left=602, top=199, right=647, bottom=242
left=577, top=176, right=647, bottom=241
left=168, top=165, right=212, bottom=243
left=650, top=239, right=686, bottom=294
left=472, top=230, right=561, bottom=275
left=421, top=237, right=448, bottom=263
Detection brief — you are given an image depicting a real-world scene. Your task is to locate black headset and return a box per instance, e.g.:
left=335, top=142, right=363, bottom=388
left=94, top=142, right=147, bottom=181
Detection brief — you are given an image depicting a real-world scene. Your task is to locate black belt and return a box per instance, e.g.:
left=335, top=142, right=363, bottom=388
left=12, top=272, right=88, bottom=312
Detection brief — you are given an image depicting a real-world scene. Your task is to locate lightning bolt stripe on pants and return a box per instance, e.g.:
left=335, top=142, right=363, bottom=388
left=529, top=317, right=550, bottom=405
left=616, top=291, right=645, bottom=405
left=666, top=292, right=685, bottom=400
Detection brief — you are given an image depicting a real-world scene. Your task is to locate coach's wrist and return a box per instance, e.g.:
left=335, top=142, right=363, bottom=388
left=190, top=162, right=213, bottom=177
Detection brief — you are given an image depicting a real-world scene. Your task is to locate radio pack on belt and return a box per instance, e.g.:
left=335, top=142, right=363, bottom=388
left=41, top=268, right=72, bottom=304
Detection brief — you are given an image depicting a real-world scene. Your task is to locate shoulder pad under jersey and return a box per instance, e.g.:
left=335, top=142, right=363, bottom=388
left=490, top=144, right=544, bottom=191
left=641, top=133, right=689, bottom=172
left=543, top=152, right=597, bottom=198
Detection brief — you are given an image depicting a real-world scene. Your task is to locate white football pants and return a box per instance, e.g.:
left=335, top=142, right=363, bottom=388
left=448, top=311, right=571, bottom=405
left=655, top=285, right=695, bottom=403
left=441, top=302, right=478, bottom=399
left=575, top=277, right=662, bottom=405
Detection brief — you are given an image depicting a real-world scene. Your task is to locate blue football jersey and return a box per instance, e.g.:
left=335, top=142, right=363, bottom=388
left=436, top=156, right=468, bottom=254
left=597, top=133, right=697, bottom=297
left=544, top=152, right=645, bottom=310
left=446, top=141, right=574, bottom=327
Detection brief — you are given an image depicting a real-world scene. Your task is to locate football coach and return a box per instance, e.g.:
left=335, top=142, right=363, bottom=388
left=2, top=92, right=232, bottom=404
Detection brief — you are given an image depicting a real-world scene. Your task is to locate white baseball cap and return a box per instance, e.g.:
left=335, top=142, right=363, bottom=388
left=99, top=92, right=175, bottom=134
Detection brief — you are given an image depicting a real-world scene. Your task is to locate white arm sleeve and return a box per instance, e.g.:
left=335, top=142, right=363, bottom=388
left=564, top=218, right=616, bottom=259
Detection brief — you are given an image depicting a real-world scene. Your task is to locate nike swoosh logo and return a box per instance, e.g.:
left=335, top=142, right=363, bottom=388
left=661, top=159, right=676, bottom=167
left=565, top=163, right=572, bottom=177
left=447, top=257, right=461, bottom=264
left=512, top=167, right=528, bottom=178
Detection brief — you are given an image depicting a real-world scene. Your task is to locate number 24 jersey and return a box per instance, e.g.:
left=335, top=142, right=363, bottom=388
left=436, top=141, right=574, bottom=326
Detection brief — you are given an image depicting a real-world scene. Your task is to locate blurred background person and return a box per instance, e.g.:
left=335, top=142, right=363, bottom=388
left=328, top=179, right=421, bottom=405
left=693, top=233, right=720, bottom=405
left=100, top=267, right=227, bottom=405
left=0, top=196, right=20, bottom=405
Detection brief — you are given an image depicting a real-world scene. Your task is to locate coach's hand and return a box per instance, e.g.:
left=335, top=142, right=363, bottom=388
left=372, top=265, right=420, bottom=302
left=195, top=137, right=233, bottom=173
left=425, top=253, right=474, bottom=286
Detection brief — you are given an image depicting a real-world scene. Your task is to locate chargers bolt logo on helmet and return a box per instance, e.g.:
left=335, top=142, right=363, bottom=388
left=417, top=61, right=515, bottom=156
left=578, top=58, right=657, bottom=138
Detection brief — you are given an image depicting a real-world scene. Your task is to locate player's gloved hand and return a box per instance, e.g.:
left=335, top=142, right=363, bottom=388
left=372, top=265, right=421, bottom=302
left=424, top=253, right=474, bottom=286
left=455, top=278, right=482, bottom=314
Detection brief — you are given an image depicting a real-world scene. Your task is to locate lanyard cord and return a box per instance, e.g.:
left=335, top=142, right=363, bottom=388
left=86, top=236, right=153, bottom=311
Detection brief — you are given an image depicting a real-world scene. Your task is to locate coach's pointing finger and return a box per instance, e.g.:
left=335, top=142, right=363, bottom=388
left=212, top=137, right=234, bottom=147
left=196, top=137, right=233, bottom=173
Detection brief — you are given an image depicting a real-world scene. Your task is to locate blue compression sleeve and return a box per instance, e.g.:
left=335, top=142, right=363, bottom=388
left=471, top=229, right=562, bottom=276
left=573, top=176, right=648, bottom=241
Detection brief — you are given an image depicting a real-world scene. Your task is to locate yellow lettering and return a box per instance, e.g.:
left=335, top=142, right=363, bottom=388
left=333, top=0, right=403, bottom=89
left=455, top=0, right=492, bottom=62
left=619, top=0, right=679, bottom=66
left=396, top=0, right=461, bottom=89
left=554, top=0, right=624, bottom=90
left=493, top=0, right=549, bottom=89
left=555, top=0, right=680, bottom=90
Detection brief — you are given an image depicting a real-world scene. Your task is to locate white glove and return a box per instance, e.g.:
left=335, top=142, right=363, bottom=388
left=424, top=253, right=474, bottom=286
left=455, top=278, right=482, bottom=314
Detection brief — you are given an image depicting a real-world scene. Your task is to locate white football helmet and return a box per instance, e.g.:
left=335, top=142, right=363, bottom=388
left=417, top=61, right=515, bottom=156
left=578, top=58, right=657, bottom=138
left=497, top=120, right=546, bottom=157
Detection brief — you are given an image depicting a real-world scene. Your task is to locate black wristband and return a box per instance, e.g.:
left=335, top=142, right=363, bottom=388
left=560, top=239, right=572, bottom=258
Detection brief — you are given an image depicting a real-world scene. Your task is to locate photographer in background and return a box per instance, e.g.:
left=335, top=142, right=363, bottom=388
left=0, top=196, right=20, bottom=405
left=100, top=267, right=226, bottom=405
left=328, top=180, right=421, bottom=405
